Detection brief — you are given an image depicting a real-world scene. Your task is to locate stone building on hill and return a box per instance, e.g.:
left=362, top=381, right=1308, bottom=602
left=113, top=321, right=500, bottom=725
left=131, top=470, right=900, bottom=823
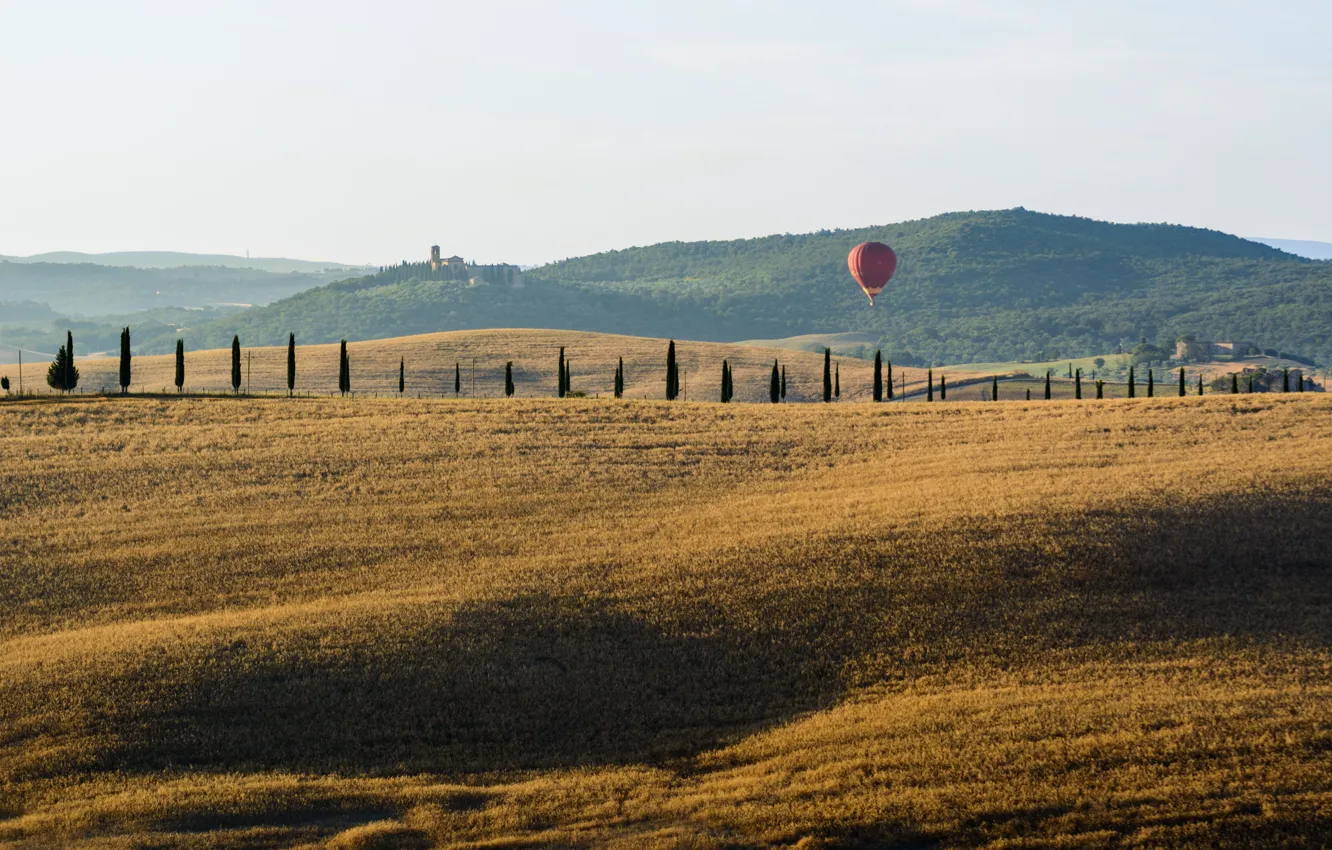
left=1175, top=337, right=1256, bottom=361
left=429, top=246, right=466, bottom=272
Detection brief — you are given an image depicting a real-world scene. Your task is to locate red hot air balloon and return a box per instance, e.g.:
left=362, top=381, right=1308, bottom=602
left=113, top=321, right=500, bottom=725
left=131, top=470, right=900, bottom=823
left=848, top=242, right=898, bottom=304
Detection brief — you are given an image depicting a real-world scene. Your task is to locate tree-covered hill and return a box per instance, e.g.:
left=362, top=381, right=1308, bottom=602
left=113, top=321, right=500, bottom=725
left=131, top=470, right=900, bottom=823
left=136, top=209, right=1332, bottom=364
left=0, top=250, right=368, bottom=274
left=0, top=261, right=343, bottom=317
left=0, top=262, right=349, bottom=357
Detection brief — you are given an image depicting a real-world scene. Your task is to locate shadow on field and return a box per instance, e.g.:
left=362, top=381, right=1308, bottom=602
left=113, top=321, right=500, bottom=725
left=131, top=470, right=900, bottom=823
left=5, top=489, right=1331, bottom=783
left=33, top=593, right=854, bottom=778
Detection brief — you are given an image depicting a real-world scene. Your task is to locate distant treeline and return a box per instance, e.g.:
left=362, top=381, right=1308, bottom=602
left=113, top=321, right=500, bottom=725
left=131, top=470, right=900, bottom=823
left=163, top=209, right=1332, bottom=367
left=373, top=262, right=520, bottom=285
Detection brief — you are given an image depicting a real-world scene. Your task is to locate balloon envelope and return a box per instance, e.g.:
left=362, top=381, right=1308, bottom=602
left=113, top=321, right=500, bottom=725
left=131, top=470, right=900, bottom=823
left=848, top=242, right=898, bottom=303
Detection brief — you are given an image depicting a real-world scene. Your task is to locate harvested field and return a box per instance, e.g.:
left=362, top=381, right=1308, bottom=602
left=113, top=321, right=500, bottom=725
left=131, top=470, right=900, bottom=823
left=1, top=391, right=1330, bottom=847
left=0, top=329, right=995, bottom=402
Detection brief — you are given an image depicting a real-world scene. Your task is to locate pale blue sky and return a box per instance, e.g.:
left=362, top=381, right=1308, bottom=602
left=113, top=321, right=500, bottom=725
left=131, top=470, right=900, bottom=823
left=1, top=1, right=1329, bottom=265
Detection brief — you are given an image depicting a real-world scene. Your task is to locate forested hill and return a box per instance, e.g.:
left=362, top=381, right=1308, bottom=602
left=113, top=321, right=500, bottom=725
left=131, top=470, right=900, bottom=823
left=191, top=209, right=1332, bottom=364
left=0, top=261, right=345, bottom=317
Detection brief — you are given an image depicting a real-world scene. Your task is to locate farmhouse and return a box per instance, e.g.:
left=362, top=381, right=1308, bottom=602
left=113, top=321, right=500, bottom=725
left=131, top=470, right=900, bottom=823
left=1175, top=338, right=1256, bottom=360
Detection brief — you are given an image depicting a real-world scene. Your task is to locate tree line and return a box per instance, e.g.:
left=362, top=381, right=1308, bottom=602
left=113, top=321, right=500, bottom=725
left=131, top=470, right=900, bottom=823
left=4, top=331, right=1318, bottom=402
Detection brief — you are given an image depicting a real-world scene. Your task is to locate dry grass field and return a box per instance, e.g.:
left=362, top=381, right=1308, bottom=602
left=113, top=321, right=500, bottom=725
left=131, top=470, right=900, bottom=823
left=2, top=389, right=1331, bottom=847
left=1, top=329, right=1003, bottom=402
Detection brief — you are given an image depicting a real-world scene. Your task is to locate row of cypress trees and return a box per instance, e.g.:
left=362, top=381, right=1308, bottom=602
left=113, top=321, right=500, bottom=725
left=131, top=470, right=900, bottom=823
left=871, top=351, right=896, bottom=402
left=28, top=331, right=1318, bottom=401
left=103, top=331, right=309, bottom=396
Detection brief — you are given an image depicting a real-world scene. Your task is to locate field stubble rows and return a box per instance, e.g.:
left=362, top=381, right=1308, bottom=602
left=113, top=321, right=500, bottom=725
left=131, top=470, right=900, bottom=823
left=0, top=393, right=1330, bottom=847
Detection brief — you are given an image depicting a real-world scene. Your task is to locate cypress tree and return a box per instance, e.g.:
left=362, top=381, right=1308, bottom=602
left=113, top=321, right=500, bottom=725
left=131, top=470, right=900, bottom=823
left=1198, top=375, right=1204, bottom=396
left=1248, top=375, right=1254, bottom=393
left=780, top=365, right=786, bottom=400
left=455, top=362, right=461, bottom=395
left=232, top=336, right=242, bottom=394
left=770, top=360, right=780, bottom=403
left=666, top=340, right=678, bottom=401
left=940, top=374, right=947, bottom=400
left=400, top=358, right=406, bottom=394
left=47, top=344, right=79, bottom=392
left=175, top=339, right=185, bottom=394
left=1045, top=370, right=1052, bottom=400
left=615, top=357, right=624, bottom=399
left=1096, top=379, right=1104, bottom=399
left=992, top=375, right=998, bottom=401
left=1282, top=367, right=1289, bottom=392
left=505, top=361, right=514, bottom=397
left=873, top=350, right=882, bottom=402
left=822, top=348, right=832, bottom=402
left=886, top=360, right=894, bottom=400
left=720, top=361, right=730, bottom=403
left=1026, top=388, right=1031, bottom=400
left=338, top=340, right=349, bottom=396
left=1074, top=368, right=1081, bottom=399
left=927, top=368, right=934, bottom=402
left=1232, top=373, right=1239, bottom=394
left=558, top=346, right=566, bottom=398
left=834, top=362, right=840, bottom=399
left=1147, top=368, right=1154, bottom=397
left=287, top=333, right=296, bottom=397
left=1125, top=366, right=1133, bottom=397
left=119, top=327, right=131, bottom=394
left=1179, top=367, right=1186, bottom=397
left=65, top=331, right=74, bottom=393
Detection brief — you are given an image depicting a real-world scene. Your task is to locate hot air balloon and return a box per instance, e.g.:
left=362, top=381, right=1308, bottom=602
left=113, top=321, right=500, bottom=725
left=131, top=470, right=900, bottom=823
left=848, top=241, right=898, bottom=304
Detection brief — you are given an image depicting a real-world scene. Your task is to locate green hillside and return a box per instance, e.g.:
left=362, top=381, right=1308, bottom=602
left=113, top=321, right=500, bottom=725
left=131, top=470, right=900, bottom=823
left=78, top=210, right=1332, bottom=363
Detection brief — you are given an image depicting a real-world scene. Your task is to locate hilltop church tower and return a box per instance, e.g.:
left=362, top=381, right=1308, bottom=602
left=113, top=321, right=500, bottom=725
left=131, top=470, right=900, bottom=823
left=430, top=245, right=442, bottom=271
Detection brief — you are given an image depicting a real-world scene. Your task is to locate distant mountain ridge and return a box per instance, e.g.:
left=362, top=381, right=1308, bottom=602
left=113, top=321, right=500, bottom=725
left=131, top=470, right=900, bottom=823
left=1249, top=239, right=1332, bottom=261
left=0, top=250, right=370, bottom=274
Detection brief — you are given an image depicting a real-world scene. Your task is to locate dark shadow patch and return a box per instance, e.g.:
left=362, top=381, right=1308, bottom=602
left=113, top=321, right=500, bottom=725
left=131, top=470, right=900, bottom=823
left=33, top=592, right=861, bottom=778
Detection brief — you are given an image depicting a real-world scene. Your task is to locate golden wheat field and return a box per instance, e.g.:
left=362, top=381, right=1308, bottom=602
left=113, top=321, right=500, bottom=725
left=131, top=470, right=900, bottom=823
left=2, top=386, right=1331, bottom=847
left=1, top=329, right=1014, bottom=402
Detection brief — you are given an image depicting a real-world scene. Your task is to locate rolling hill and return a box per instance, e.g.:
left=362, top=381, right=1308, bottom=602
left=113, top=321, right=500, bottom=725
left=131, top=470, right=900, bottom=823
left=0, top=329, right=993, bottom=401
left=0, top=250, right=368, bottom=274
left=0, top=262, right=347, bottom=318
left=185, top=209, right=1332, bottom=366
left=1, top=393, right=1330, bottom=845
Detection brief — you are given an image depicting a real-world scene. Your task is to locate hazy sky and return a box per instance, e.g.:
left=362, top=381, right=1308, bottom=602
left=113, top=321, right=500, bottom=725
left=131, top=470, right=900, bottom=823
left=2, top=0, right=1329, bottom=265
